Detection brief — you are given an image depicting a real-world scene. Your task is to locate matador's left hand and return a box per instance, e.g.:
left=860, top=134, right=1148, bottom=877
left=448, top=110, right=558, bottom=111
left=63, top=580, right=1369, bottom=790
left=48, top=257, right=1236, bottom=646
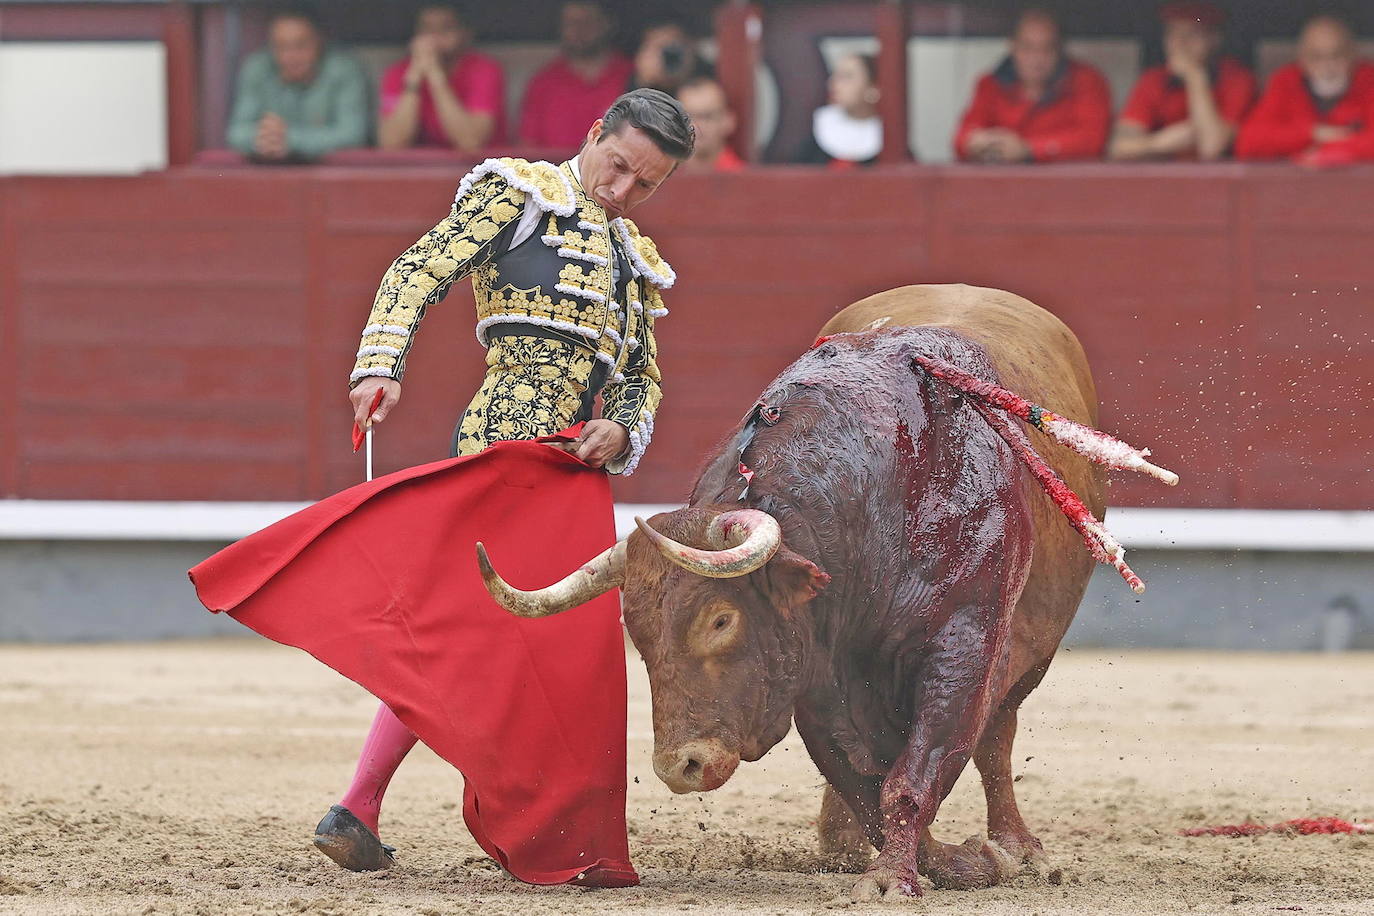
left=563, top=419, right=630, bottom=469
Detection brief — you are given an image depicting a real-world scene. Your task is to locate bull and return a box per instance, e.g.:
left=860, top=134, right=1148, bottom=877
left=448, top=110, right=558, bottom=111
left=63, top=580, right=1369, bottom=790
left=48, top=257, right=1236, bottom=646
left=477, top=284, right=1174, bottom=898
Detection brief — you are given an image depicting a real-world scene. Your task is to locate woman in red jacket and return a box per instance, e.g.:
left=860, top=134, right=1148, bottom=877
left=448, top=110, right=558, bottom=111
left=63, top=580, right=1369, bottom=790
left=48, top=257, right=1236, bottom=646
left=1109, top=2, right=1256, bottom=162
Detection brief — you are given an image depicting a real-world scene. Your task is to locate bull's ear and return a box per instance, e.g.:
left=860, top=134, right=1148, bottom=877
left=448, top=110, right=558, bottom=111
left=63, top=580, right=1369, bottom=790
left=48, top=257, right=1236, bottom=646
left=764, top=547, right=830, bottom=616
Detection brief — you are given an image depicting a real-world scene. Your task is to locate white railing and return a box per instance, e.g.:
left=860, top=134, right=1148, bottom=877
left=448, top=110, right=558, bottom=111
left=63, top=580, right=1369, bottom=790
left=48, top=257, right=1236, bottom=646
left=0, top=501, right=1372, bottom=551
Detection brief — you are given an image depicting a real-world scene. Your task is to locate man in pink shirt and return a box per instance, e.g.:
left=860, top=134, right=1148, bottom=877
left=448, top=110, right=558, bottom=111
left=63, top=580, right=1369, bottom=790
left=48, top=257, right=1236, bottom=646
left=519, top=1, right=633, bottom=150
left=378, top=3, right=505, bottom=152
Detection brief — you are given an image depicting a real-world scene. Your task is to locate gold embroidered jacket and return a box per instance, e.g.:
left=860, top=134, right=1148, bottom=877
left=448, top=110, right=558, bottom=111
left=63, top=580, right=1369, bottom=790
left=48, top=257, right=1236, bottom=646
left=350, top=157, right=674, bottom=475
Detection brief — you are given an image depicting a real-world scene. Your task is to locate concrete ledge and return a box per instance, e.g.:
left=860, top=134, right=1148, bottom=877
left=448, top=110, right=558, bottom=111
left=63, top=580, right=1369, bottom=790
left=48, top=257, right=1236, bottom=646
left=1, top=501, right=1372, bottom=551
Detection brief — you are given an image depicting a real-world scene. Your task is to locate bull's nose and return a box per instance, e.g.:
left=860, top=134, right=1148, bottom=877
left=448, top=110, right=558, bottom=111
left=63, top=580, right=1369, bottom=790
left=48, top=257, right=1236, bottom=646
left=653, top=739, right=740, bottom=793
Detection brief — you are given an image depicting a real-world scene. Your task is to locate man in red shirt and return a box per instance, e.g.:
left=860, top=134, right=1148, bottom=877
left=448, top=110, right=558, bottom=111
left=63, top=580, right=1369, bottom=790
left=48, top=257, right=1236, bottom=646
left=1110, top=2, right=1256, bottom=161
left=677, top=76, right=745, bottom=172
left=378, top=3, right=505, bottom=151
left=1237, top=15, right=1374, bottom=166
left=955, top=10, right=1111, bottom=163
left=519, top=1, right=633, bottom=150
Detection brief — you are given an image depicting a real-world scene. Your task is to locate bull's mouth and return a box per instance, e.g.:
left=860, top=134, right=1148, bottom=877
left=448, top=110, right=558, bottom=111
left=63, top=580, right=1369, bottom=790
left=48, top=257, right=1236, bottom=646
left=653, top=738, right=742, bottom=793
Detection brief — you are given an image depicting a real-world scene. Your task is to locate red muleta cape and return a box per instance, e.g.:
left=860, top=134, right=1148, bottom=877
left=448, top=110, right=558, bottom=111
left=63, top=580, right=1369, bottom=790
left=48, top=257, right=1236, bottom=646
left=188, top=428, right=637, bottom=887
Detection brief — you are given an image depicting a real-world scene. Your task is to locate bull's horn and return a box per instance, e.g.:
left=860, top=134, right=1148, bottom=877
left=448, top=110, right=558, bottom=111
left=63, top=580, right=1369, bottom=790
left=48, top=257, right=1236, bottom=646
left=634, top=509, right=782, bottom=578
left=476, top=540, right=626, bottom=618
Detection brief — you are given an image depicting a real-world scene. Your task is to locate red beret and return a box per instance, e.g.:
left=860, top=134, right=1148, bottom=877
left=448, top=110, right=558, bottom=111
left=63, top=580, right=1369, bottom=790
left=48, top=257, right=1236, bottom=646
left=1160, top=1, right=1225, bottom=28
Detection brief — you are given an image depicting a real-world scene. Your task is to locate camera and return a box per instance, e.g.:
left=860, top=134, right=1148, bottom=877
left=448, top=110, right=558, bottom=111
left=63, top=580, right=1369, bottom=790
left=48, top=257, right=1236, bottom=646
left=661, top=43, right=687, bottom=75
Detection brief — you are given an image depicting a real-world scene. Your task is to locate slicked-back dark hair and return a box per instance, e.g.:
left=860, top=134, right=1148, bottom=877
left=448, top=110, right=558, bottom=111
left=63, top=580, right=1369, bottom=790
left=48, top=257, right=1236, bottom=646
left=599, top=88, right=696, bottom=160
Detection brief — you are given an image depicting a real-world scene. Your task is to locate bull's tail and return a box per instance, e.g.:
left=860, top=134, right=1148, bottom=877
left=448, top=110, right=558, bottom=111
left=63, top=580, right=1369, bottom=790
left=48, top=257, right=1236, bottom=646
left=912, top=354, right=1180, bottom=595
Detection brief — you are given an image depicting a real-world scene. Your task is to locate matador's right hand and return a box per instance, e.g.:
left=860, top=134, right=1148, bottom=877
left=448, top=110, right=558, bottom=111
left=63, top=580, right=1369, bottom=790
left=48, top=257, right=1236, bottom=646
left=350, top=378, right=402, bottom=429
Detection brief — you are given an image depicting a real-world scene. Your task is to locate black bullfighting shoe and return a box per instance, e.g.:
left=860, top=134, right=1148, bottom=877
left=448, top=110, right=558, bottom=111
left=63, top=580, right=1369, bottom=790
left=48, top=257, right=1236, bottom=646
left=312, top=805, right=396, bottom=872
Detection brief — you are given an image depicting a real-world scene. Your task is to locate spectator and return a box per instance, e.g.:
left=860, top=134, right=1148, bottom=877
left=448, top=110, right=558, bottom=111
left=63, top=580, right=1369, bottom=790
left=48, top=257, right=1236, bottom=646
left=799, top=53, right=883, bottom=168
left=677, top=75, right=744, bottom=171
left=227, top=4, right=368, bottom=162
left=519, top=1, right=633, bottom=149
left=378, top=3, right=505, bottom=152
left=1110, top=2, right=1255, bottom=161
left=954, top=10, right=1111, bottom=163
left=629, top=19, right=712, bottom=95
left=1236, top=15, right=1374, bottom=166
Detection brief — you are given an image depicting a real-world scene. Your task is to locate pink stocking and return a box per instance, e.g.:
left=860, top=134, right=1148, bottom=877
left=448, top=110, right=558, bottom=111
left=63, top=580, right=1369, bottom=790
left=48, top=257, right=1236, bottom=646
left=338, top=702, right=418, bottom=836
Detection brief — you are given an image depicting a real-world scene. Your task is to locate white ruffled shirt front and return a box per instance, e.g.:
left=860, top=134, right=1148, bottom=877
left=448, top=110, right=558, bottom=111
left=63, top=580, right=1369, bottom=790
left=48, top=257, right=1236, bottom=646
left=812, top=104, right=883, bottom=162
left=506, top=156, right=622, bottom=290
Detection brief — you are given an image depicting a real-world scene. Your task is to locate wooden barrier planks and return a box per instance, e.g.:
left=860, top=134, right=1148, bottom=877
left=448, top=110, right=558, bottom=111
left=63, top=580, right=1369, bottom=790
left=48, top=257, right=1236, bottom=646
left=1, top=164, right=1370, bottom=509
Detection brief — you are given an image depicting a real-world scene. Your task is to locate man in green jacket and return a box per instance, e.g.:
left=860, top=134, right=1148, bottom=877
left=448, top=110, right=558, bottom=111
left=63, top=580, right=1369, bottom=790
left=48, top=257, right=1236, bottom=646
left=227, top=4, right=369, bottom=161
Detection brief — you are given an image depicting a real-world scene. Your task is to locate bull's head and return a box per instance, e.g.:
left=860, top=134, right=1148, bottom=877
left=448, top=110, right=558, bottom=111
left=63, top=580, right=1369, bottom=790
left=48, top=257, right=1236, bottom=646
left=476, top=506, right=828, bottom=794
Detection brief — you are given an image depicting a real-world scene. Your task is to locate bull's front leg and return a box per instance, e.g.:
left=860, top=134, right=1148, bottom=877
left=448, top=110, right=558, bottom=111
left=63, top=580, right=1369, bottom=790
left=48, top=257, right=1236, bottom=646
left=853, top=604, right=1017, bottom=901
left=818, top=783, right=873, bottom=872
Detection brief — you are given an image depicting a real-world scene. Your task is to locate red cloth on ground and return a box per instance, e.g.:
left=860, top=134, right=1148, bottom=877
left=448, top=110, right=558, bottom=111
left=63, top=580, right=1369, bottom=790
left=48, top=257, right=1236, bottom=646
left=518, top=54, right=633, bottom=148
left=188, top=429, right=637, bottom=887
left=1118, top=57, right=1257, bottom=138
left=379, top=51, right=507, bottom=148
left=954, top=59, right=1112, bottom=162
left=1235, top=61, right=1374, bottom=162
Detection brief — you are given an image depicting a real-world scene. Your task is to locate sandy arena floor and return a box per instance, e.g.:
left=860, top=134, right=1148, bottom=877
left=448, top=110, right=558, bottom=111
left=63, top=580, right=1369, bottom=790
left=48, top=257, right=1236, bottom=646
left=0, top=640, right=1371, bottom=915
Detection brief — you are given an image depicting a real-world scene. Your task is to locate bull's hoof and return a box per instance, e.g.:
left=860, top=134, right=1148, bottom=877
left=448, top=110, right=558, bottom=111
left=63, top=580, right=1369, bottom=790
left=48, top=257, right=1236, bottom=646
left=312, top=805, right=395, bottom=872
left=989, top=829, right=1049, bottom=872
left=852, top=865, right=922, bottom=901
left=923, top=836, right=1017, bottom=890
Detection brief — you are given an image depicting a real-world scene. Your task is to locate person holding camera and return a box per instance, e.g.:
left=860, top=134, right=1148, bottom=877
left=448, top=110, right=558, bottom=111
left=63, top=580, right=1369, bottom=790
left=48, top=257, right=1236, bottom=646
left=628, top=19, right=712, bottom=95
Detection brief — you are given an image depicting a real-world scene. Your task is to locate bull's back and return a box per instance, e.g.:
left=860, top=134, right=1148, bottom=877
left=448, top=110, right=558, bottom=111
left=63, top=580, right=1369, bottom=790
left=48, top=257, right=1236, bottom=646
left=819, top=284, right=1103, bottom=686
left=819, top=284, right=1097, bottom=431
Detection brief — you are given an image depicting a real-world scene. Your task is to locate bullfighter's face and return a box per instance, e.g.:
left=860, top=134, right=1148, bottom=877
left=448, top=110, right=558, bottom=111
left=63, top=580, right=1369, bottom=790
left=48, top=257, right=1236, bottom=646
left=579, top=121, right=678, bottom=219
left=621, top=509, right=828, bottom=794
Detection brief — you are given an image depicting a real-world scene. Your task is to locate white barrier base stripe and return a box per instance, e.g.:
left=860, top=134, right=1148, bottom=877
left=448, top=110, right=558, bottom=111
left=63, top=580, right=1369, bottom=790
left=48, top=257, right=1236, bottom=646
left=0, top=502, right=1372, bottom=551
left=0, top=501, right=313, bottom=541
left=1101, top=508, right=1374, bottom=552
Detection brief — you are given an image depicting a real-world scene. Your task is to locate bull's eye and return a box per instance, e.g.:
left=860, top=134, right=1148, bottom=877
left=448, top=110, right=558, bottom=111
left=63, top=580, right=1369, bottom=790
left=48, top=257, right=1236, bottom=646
left=692, top=605, right=740, bottom=656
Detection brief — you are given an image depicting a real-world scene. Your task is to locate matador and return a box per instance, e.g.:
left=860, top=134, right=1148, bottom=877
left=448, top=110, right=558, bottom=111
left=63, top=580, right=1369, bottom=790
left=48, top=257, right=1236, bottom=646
left=317, top=88, right=695, bottom=879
